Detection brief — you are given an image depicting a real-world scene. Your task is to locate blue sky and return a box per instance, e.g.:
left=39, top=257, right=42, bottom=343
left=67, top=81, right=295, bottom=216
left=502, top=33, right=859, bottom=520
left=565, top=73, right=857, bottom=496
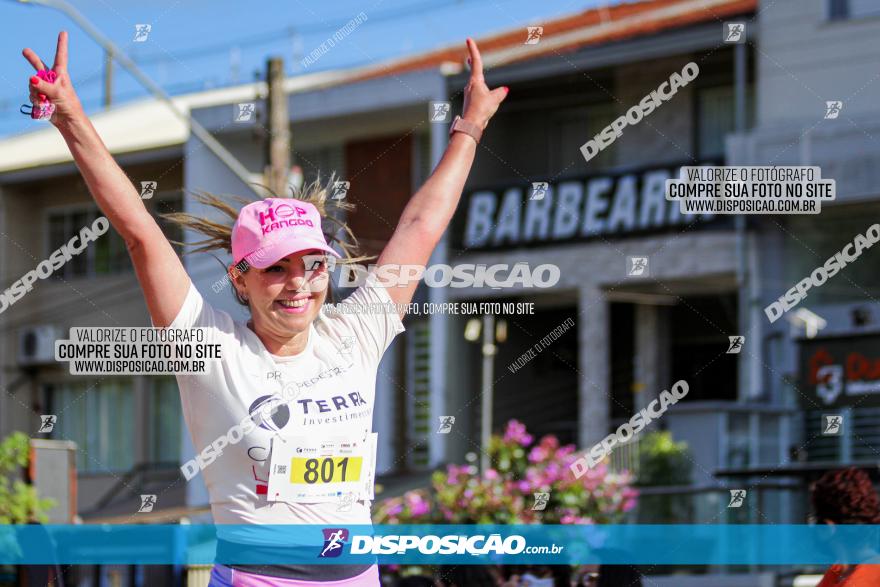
left=0, top=0, right=615, bottom=137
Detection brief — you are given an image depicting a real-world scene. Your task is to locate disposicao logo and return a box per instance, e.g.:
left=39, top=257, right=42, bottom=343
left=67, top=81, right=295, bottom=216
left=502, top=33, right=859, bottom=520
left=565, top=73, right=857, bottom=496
left=319, top=528, right=348, bottom=558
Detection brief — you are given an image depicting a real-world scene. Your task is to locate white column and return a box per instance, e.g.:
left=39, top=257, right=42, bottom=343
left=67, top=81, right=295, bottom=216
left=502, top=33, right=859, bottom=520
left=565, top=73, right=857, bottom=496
left=634, top=304, right=671, bottom=411
left=133, top=376, right=148, bottom=464
left=428, top=111, right=449, bottom=467
left=374, top=343, right=398, bottom=475
left=579, top=287, right=611, bottom=448
left=745, top=231, right=763, bottom=401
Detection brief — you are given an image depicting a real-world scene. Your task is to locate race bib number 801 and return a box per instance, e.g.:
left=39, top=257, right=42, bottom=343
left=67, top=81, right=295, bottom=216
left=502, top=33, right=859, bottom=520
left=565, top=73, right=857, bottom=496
left=267, top=433, right=377, bottom=503
left=289, top=456, right=363, bottom=485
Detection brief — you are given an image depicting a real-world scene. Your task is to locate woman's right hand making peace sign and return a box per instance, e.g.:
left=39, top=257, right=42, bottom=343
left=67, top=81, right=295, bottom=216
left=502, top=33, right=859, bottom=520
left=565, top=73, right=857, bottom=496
left=22, top=31, right=84, bottom=129
left=21, top=31, right=192, bottom=328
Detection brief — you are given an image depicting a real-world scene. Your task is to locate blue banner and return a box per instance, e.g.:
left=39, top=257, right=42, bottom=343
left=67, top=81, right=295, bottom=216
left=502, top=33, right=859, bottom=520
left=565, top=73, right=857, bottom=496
left=0, top=524, right=875, bottom=565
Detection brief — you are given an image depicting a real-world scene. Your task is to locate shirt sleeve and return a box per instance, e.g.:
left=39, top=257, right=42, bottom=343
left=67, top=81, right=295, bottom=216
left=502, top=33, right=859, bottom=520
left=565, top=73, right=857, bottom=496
left=328, top=283, right=406, bottom=367
left=151, top=281, right=237, bottom=337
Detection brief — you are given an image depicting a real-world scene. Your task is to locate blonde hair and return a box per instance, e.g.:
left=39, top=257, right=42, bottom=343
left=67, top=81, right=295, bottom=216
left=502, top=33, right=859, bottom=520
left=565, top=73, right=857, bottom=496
left=161, top=173, right=372, bottom=305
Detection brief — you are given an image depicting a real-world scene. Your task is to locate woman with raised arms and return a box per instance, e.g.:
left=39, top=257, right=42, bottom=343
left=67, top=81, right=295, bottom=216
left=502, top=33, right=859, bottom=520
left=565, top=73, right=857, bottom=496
left=23, top=31, right=506, bottom=586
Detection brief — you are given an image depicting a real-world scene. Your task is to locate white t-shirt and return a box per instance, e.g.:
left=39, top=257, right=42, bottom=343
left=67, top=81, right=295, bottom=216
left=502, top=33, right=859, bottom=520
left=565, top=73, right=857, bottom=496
left=166, top=280, right=404, bottom=538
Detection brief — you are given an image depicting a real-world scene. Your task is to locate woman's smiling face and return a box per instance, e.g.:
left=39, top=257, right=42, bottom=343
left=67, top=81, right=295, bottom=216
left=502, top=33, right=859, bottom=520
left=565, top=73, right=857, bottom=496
left=232, top=249, right=330, bottom=337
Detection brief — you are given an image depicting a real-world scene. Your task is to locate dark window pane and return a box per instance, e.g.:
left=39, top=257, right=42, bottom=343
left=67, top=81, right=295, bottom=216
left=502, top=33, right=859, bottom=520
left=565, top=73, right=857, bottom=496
left=111, top=230, right=128, bottom=273
left=94, top=226, right=111, bottom=275
left=152, top=193, right=184, bottom=254
left=150, top=377, right=182, bottom=463
left=786, top=203, right=880, bottom=304
left=48, top=214, right=68, bottom=280
left=848, top=0, right=880, bottom=18
left=829, top=0, right=848, bottom=19
left=70, top=211, right=90, bottom=277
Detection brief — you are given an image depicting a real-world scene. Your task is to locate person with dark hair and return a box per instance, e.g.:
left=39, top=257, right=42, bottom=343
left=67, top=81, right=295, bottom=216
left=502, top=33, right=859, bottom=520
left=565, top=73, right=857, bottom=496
left=812, top=467, right=880, bottom=586
left=595, top=563, right=642, bottom=587
left=17, top=522, right=65, bottom=587
left=548, top=565, right=573, bottom=587
left=571, top=549, right=642, bottom=587
left=394, top=576, right=435, bottom=587
left=434, top=565, right=496, bottom=587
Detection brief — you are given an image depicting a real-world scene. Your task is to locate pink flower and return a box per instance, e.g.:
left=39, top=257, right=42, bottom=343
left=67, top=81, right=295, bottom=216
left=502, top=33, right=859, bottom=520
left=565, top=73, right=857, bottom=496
left=411, top=500, right=430, bottom=517
left=503, top=420, right=534, bottom=446
left=405, top=492, right=430, bottom=518
left=445, top=464, right=470, bottom=484
left=556, top=446, right=575, bottom=460
left=377, top=417, right=639, bottom=525
left=540, top=435, right=560, bottom=451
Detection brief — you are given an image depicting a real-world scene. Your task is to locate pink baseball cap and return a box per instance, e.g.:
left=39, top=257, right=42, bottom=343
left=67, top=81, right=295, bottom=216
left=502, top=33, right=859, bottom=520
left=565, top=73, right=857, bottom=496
left=231, top=198, right=341, bottom=269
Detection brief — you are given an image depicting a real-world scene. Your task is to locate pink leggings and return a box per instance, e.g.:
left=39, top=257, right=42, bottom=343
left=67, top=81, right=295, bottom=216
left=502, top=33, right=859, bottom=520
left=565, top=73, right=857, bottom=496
left=208, top=564, right=380, bottom=587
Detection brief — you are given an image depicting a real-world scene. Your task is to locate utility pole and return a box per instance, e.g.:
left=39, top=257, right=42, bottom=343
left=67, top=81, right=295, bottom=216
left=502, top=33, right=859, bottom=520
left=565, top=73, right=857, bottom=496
left=103, top=50, right=112, bottom=108
left=480, top=313, right=496, bottom=473
left=265, top=57, right=290, bottom=196
left=230, top=46, right=241, bottom=85
left=464, top=315, right=504, bottom=473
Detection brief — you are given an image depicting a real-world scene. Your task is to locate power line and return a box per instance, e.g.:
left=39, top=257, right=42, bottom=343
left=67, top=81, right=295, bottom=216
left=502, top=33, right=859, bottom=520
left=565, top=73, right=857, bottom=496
left=129, top=0, right=482, bottom=65
left=83, top=76, right=224, bottom=104
left=1, top=0, right=500, bottom=132
left=133, top=26, right=298, bottom=66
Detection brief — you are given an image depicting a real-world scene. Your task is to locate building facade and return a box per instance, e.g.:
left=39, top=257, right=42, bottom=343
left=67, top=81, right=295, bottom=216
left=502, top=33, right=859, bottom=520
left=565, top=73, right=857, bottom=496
left=5, top=0, right=880, bottom=584
left=725, top=0, right=880, bottom=511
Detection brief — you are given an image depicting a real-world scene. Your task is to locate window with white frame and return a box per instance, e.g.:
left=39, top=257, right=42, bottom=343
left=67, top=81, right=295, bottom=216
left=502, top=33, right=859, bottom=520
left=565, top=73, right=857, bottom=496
left=48, top=379, right=135, bottom=473
left=295, top=146, right=345, bottom=189
left=696, top=85, right=754, bottom=160
left=829, top=0, right=880, bottom=20
left=47, top=208, right=126, bottom=278
left=552, top=102, right=617, bottom=173
left=46, top=193, right=182, bottom=279
left=149, top=377, right=182, bottom=464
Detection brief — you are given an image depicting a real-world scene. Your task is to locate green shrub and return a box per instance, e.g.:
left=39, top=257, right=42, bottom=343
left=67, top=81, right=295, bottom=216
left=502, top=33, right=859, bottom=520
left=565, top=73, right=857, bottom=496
left=0, top=433, right=56, bottom=524
left=636, top=430, right=692, bottom=487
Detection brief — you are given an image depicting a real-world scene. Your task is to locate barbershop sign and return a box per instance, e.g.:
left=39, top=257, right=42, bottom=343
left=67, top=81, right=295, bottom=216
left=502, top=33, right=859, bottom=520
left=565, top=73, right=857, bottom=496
left=455, top=163, right=723, bottom=250
left=800, top=334, right=880, bottom=407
